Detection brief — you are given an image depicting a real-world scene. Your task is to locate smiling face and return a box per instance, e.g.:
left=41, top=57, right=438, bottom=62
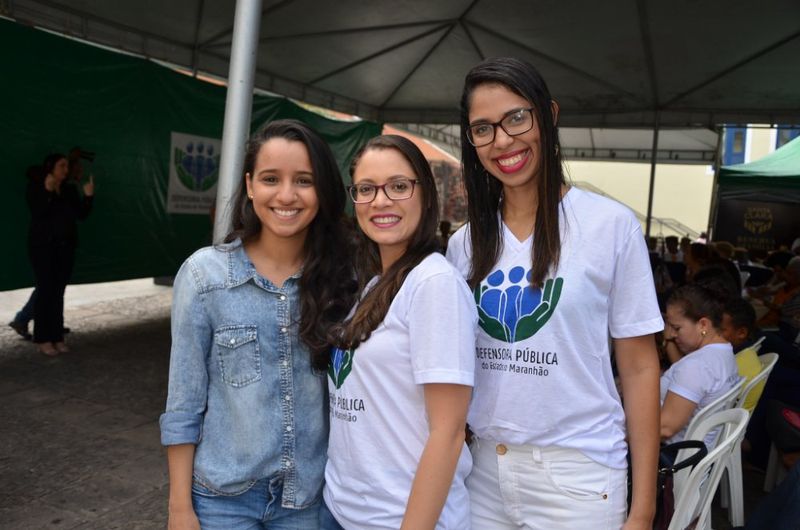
left=245, top=138, right=319, bottom=242
left=665, top=303, right=710, bottom=354
left=352, top=147, right=423, bottom=269
left=468, top=83, right=545, bottom=193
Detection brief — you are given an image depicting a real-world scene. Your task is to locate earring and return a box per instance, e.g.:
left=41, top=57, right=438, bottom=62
left=248, top=194, right=253, bottom=200
left=701, top=330, right=707, bottom=337
left=554, top=144, right=560, bottom=156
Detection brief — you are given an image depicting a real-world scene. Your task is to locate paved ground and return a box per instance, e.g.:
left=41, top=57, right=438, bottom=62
left=0, top=281, right=171, bottom=529
left=0, top=280, right=771, bottom=529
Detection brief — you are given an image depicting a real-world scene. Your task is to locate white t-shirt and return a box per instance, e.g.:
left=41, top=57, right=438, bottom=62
left=446, top=187, right=663, bottom=469
left=660, top=342, right=740, bottom=446
left=323, top=253, right=477, bottom=530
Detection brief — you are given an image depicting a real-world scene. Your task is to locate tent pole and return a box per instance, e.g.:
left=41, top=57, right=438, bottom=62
left=706, top=125, right=724, bottom=241
left=645, top=111, right=660, bottom=238
left=213, top=0, right=263, bottom=243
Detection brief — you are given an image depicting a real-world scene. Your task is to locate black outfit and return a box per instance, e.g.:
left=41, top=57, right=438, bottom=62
left=27, top=177, right=92, bottom=343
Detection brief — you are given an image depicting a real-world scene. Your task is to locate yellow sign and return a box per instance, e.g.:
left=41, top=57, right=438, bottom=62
left=743, top=207, right=773, bottom=235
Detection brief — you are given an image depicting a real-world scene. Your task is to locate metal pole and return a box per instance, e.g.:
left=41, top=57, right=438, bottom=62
left=706, top=125, right=724, bottom=241
left=645, top=112, right=660, bottom=238
left=213, top=0, right=263, bottom=242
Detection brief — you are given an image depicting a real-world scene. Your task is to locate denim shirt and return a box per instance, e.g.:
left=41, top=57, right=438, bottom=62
left=159, top=239, right=327, bottom=508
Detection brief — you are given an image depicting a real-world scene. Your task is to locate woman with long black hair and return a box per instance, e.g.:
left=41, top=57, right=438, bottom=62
left=447, top=57, right=663, bottom=529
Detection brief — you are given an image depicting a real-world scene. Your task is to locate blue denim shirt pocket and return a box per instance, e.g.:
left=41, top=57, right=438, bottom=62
left=214, top=325, right=261, bottom=387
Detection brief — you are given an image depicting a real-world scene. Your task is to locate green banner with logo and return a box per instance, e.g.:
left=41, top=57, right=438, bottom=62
left=0, top=19, right=381, bottom=290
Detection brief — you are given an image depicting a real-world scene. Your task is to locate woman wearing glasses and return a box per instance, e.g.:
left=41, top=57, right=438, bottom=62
left=321, top=135, right=477, bottom=529
left=446, top=58, right=662, bottom=529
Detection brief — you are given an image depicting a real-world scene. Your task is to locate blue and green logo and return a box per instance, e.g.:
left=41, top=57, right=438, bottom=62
left=474, top=266, right=563, bottom=343
left=174, top=141, right=220, bottom=191
left=328, top=347, right=355, bottom=389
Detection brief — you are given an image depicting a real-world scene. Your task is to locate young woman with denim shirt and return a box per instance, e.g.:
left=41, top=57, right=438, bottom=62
left=160, top=120, right=355, bottom=530
left=321, top=135, right=477, bottom=530
left=445, top=58, right=663, bottom=529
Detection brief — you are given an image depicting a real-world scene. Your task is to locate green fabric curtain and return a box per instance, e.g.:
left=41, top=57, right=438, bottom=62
left=0, top=19, right=381, bottom=290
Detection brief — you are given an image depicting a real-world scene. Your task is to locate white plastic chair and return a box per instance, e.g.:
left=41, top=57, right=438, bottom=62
left=683, top=377, right=745, bottom=448
left=750, top=335, right=766, bottom=353
left=718, top=352, right=779, bottom=526
left=668, top=408, right=749, bottom=530
left=673, top=378, right=745, bottom=497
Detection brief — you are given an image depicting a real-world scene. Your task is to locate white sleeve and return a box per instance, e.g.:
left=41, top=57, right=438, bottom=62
left=445, top=225, right=471, bottom=279
left=408, top=271, right=477, bottom=386
left=665, top=358, right=708, bottom=404
left=608, top=225, right=664, bottom=338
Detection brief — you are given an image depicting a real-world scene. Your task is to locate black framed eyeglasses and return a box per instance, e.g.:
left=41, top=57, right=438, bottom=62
left=347, top=178, right=418, bottom=204
left=467, top=107, right=536, bottom=147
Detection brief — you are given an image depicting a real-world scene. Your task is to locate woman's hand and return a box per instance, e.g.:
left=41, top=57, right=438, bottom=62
left=622, top=516, right=653, bottom=530
left=168, top=507, right=200, bottom=530
left=83, top=174, right=95, bottom=196
left=44, top=174, right=58, bottom=192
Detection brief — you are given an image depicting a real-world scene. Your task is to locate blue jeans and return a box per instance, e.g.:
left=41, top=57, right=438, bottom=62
left=14, top=289, right=36, bottom=325
left=319, top=500, right=344, bottom=530
left=192, top=475, right=321, bottom=529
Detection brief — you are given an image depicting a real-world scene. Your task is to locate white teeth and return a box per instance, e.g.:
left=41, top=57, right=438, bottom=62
left=373, top=216, right=400, bottom=224
left=273, top=209, right=299, bottom=217
left=497, top=152, right=525, bottom=166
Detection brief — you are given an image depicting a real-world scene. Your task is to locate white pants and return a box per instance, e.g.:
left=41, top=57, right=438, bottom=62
left=467, top=438, right=628, bottom=530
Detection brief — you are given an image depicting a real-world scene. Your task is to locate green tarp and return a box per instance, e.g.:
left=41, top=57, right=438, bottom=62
left=1, top=19, right=381, bottom=291
left=714, top=135, right=800, bottom=251
left=719, top=136, right=800, bottom=187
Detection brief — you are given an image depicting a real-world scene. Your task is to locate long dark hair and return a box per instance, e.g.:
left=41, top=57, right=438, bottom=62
left=224, top=119, right=356, bottom=369
left=334, top=135, right=439, bottom=349
left=460, top=57, right=565, bottom=289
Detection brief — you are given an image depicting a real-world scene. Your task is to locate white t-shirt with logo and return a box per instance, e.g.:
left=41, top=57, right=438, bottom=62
left=446, top=187, right=663, bottom=469
left=323, top=252, right=477, bottom=530
left=660, top=342, right=740, bottom=446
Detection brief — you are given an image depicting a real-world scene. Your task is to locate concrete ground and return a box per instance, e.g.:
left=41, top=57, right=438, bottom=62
left=0, top=280, right=171, bottom=529
left=0, top=279, right=772, bottom=529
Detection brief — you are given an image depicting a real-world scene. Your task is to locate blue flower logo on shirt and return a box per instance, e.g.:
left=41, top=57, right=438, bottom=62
left=474, top=266, right=564, bottom=343
left=328, top=347, right=355, bottom=389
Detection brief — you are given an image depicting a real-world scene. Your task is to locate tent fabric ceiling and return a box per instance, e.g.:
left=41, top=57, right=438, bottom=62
left=6, top=0, right=800, bottom=128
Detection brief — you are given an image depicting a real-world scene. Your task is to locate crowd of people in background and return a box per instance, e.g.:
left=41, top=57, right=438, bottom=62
left=645, top=231, right=800, bottom=527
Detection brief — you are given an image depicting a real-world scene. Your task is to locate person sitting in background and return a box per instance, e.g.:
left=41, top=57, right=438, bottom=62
left=712, top=240, right=735, bottom=262
left=753, top=252, right=800, bottom=328
left=664, top=235, right=682, bottom=263
left=660, top=284, right=740, bottom=447
left=720, top=297, right=764, bottom=414
left=685, top=242, right=711, bottom=281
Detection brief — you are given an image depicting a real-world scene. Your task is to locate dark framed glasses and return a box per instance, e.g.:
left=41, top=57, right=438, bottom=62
left=348, top=178, right=418, bottom=204
left=467, top=107, right=536, bottom=147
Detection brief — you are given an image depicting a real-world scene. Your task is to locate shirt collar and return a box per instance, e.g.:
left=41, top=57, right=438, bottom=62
left=224, top=238, right=302, bottom=290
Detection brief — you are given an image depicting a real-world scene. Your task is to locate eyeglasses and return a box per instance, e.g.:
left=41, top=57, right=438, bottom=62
left=467, top=107, right=536, bottom=147
left=347, top=178, right=418, bottom=204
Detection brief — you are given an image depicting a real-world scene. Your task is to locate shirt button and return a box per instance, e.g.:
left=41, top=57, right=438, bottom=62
left=280, top=327, right=287, bottom=333
left=286, top=426, right=292, bottom=432
left=279, top=295, right=286, bottom=301
left=496, top=444, right=507, bottom=455
left=282, top=360, right=288, bottom=367
left=284, top=395, right=291, bottom=401
left=229, top=338, right=235, bottom=345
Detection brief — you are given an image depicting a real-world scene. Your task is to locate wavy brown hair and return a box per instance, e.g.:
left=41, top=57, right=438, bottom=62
left=224, top=119, right=357, bottom=369
left=460, top=57, right=566, bottom=289
left=334, top=135, right=439, bottom=349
